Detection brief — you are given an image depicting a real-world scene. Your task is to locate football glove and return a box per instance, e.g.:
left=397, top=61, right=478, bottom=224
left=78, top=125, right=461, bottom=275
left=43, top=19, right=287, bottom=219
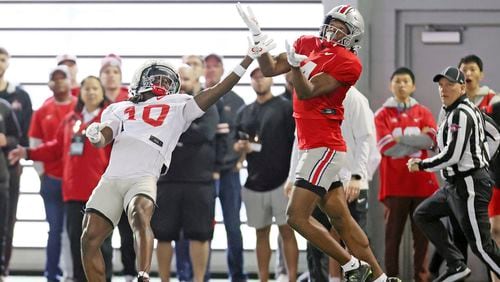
left=285, top=40, right=308, bottom=68
left=247, top=35, right=276, bottom=59
left=236, top=2, right=265, bottom=43
left=86, top=122, right=105, bottom=144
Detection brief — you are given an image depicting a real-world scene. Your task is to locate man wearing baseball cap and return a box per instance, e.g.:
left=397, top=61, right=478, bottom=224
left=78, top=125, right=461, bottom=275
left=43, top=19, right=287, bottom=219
left=56, top=54, right=79, bottom=96
left=409, top=66, right=500, bottom=282
left=99, top=54, right=129, bottom=103
left=28, top=65, right=77, bottom=282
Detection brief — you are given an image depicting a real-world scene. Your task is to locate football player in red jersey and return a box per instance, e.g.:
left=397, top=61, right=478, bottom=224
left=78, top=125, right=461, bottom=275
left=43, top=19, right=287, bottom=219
left=238, top=3, right=391, bottom=282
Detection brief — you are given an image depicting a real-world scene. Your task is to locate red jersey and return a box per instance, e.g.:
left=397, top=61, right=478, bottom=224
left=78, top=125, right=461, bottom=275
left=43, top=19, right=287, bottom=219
left=29, top=110, right=111, bottom=201
left=375, top=98, right=439, bottom=200
left=109, top=86, right=130, bottom=103
left=292, top=35, right=362, bottom=151
left=28, top=97, right=77, bottom=178
left=71, top=86, right=80, bottom=97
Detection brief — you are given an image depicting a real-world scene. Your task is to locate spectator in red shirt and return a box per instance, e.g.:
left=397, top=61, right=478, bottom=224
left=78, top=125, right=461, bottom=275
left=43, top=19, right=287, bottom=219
left=56, top=54, right=80, bottom=97
left=9, top=76, right=112, bottom=282
left=28, top=65, right=77, bottom=282
left=374, top=67, right=438, bottom=281
left=100, top=54, right=129, bottom=103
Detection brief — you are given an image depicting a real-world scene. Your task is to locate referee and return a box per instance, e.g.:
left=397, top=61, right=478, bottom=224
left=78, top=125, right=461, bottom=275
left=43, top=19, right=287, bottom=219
left=408, top=66, right=500, bottom=282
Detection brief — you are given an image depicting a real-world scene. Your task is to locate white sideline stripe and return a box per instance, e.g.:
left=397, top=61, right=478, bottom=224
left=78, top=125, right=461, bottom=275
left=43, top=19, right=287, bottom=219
left=465, top=176, right=500, bottom=274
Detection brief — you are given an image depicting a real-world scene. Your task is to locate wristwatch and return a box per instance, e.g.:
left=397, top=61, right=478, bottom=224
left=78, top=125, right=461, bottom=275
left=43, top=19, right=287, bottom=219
left=351, top=174, right=362, bottom=180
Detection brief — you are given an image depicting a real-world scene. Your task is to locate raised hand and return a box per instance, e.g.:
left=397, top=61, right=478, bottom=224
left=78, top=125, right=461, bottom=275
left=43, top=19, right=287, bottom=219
left=285, top=40, right=308, bottom=67
left=236, top=2, right=265, bottom=43
left=247, top=35, right=276, bottom=59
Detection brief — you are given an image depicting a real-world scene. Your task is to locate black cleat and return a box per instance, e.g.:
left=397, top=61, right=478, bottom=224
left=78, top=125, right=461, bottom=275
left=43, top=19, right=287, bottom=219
left=432, top=262, right=471, bottom=282
left=343, top=261, right=372, bottom=282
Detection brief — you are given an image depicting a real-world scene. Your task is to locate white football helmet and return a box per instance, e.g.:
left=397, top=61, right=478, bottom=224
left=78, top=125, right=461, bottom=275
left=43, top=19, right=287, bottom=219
left=320, top=5, right=365, bottom=52
left=129, top=60, right=180, bottom=97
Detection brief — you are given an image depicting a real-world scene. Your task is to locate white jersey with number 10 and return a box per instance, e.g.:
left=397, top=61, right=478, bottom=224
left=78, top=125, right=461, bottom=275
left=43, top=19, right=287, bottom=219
left=100, top=94, right=204, bottom=179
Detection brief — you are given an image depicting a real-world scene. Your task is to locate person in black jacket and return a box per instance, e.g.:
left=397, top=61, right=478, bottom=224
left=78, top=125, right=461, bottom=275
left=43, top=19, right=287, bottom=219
left=0, top=97, right=21, bottom=279
left=151, top=64, right=219, bottom=282
left=204, top=53, right=247, bottom=281
left=234, top=67, right=297, bottom=281
left=0, top=47, right=28, bottom=279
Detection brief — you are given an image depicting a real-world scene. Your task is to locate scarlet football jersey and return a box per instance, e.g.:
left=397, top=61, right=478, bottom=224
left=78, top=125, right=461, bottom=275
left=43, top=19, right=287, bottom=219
left=101, top=94, right=204, bottom=178
left=292, top=35, right=362, bottom=151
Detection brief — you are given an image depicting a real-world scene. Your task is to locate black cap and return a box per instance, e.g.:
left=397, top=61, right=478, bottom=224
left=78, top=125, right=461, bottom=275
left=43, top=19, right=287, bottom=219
left=433, top=66, right=465, bottom=84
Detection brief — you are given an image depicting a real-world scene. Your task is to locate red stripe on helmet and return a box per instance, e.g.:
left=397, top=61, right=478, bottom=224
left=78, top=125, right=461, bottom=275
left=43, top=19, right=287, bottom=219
left=339, top=5, right=351, bottom=14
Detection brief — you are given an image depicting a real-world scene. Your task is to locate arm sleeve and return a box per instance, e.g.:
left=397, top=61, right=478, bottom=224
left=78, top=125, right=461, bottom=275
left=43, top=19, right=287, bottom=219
left=100, top=105, right=121, bottom=139
left=17, top=89, right=33, bottom=147
left=29, top=121, right=64, bottom=163
left=345, top=93, right=372, bottom=179
left=4, top=107, right=21, bottom=151
left=375, top=110, right=399, bottom=156
left=420, top=109, right=472, bottom=171
left=28, top=110, right=42, bottom=139
left=398, top=134, right=434, bottom=150
left=29, top=137, right=44, bottom=175
left=214, top=100, right=228, bottom=172
left=183, top=97, right=205, bottom=123
left=398, top=107, right=438, bottom=150
left=327, top=59, right=362, bottom=86
left=483, top=113, right=500, bottom=160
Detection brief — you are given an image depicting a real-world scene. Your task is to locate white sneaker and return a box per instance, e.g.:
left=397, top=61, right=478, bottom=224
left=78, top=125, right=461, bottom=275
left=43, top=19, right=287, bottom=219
left=124, top=275, right=135, bottom=282
left=276, top=273, right=289, bottom=282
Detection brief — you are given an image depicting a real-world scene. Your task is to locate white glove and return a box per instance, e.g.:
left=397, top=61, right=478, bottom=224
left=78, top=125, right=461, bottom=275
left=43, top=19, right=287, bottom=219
left=236, top=2, right=265, bottom=43
left=247, top=35, right=276, bottom=59
left=86, top=122, right=104, bottom=144
left=285, top=40, right=308, bottom=68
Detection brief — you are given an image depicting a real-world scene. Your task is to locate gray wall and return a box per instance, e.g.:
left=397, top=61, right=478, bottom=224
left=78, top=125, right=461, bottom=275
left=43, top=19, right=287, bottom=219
left=331, top=0, right=500, bottom=280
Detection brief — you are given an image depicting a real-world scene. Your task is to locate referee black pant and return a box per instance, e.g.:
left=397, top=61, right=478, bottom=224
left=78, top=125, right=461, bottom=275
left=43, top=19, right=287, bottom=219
left=414, top=168, right=500, bottom=277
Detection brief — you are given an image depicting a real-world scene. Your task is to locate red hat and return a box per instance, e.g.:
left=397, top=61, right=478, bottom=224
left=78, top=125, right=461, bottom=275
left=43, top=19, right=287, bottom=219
left=100, top=53, right=122, bottom=73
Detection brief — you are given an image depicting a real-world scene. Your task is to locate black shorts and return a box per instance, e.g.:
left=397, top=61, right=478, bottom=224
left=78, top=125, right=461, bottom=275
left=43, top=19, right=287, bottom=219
left=151, top=181, right=216, bottom=242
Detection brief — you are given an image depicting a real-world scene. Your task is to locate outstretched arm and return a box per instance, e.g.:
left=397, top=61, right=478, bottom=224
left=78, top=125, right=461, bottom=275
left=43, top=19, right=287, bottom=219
left=237, top=2, right=290, bottom=77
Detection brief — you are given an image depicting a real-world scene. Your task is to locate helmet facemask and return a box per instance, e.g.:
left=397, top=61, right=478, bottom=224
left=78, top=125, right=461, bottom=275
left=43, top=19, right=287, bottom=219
left=130, top=60, right=181, bottom=97
left=320, top=5, right=365, bottom=53
left=320, top=20, right=353, bottom=48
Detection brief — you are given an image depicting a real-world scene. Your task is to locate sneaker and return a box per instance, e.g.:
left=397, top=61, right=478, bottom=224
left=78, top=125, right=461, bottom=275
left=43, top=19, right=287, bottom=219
left=124, top=275, right=135, bottom=282
left=386, top=277, right=402, bottom=282
left=432, top=262, right=471, bottom=282
left=343, top=262, right=372, bottom=282
left=137, top=271, right=150, bottom=282
left=276, top=273, right=289, bottom=282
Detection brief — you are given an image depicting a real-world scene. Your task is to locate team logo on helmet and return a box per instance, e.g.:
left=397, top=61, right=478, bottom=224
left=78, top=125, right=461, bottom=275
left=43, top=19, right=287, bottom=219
left=129, top=60, right=181, bottom=97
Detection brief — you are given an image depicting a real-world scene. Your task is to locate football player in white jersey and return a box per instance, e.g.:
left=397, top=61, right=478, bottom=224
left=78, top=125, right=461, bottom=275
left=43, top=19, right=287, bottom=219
left=80, top=38, right=274, bottom=281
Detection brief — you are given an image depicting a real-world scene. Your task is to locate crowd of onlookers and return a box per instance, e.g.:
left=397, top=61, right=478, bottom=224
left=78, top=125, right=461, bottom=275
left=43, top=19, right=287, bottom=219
left=0, top=45, right=498, bottom=282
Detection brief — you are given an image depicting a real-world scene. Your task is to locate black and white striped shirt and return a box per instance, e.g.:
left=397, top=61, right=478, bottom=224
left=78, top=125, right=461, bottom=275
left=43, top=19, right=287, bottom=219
left=420, top=95, right=499, bottom=179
